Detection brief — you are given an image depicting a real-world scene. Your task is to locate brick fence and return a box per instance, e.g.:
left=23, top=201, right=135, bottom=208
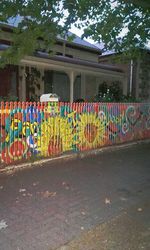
left=0, top=101, right=150, bottom=164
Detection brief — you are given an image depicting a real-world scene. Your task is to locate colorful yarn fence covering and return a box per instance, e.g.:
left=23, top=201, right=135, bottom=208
left=0, top=101, right=150, bottom=164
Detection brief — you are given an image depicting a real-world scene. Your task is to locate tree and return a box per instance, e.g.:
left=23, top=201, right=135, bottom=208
left=0, top=0, right=65, bottom=66
left=123, top=0, right=150, bottom=9
left=0, top=0, right=149, bottom=66
left=65, top=0, right=150, bottom=55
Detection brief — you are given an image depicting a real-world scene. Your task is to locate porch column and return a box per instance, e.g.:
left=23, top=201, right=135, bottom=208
left=68, top=71, right=75, bottom=103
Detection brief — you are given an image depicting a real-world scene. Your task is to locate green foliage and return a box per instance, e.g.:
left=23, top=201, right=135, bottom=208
left=123, top=0, right=150, bottom=9
left=26, top=67, right=41, bottom=101
left=66, top=0, right=150, bottom=56
left=0, top=0, right=149, bottom=66
left=0, top=0, right=64, bottom=67
left=95, top=80, right=139, bottom=102
left=0, top=95, right=18, bottom=102
left=95, top=81, right=122, bottom=102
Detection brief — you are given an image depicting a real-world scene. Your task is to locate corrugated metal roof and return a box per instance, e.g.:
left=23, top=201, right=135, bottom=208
left=95, top=43, right=115, bottom=56
left=58, top=31, right=100, bottom=52
left=5, top=16, right=24, bottom=27
left=96, top=43, right=150, bottom=57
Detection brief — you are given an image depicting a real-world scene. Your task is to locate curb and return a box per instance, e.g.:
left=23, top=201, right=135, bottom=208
left=0, top=139, right=150, bottom=174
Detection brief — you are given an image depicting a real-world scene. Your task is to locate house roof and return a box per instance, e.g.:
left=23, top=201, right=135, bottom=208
left=1, top=16, right=101, bottom=54
left=96, top=42, right=150, bottom=58
left=95, top=43, right=116, bottom=56
left=35, top=51, right=123, bottom=73
left=57, top=32, right=100, bottom=53
left=0, top=41, right=123, bottom=74
left=99, top=48, right=150, bottom=59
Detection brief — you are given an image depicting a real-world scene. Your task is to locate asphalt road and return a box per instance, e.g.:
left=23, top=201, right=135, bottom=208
left=0, top=142, right=150, bottom=250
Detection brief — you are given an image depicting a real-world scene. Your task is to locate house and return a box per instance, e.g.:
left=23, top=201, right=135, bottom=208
left=98, top=46, right=150, bottom=101
left=0, top=18, right=126, bottom=102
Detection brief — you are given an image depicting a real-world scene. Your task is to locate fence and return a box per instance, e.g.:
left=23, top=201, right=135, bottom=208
left=0, top=101, right=150, bottom=164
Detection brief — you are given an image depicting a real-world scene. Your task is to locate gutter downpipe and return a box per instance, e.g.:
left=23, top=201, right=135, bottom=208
left=129, top=59, right=133, bottom=96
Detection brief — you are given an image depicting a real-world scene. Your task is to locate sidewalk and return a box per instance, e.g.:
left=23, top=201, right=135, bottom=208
left=0, top=142, right=150, bottom=250
left=56, top=200, right=150, bottom=250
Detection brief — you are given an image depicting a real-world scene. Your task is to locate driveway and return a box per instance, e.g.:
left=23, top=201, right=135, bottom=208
left=0, top=142, right=150, bottom=250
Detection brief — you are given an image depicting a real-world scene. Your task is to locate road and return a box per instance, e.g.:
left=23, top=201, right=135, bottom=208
left=0, top=142, right=150, bottom=250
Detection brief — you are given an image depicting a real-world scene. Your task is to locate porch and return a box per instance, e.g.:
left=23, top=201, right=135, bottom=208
left=0, top=54, right=126, bottom=102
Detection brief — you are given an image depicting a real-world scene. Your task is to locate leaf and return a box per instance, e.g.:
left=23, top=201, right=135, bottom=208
left=137, top=207, right=143, bottom=212
left=0, top=220, right=8, bottom=230
left=19, top=188, right=26, bottom=193
left=105, top=197, right=111, bottom=204
left=41, top=191, right=57, bottom=198
left=81, top=211, right=86, bottom=216
left=32, top=182, right=39, bottom=186
left=62, top=182, right=66, bottom=186
left=27, top=193, right=33, bottom=197
left=62, top=182, right=70, bottom=190
left=120, top=197, right=128, bottom=201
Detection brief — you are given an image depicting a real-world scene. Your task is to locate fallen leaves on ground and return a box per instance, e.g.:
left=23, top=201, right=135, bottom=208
left=38, top=191, right=57, bottom=198
left=19, top=188, right=26, bottom=193
left=105, top=198, right=111, bottom=205
left=0, top=220, right=8, bottom=230
left=62, top=182, right=70, bottom=190
left=19, top=188, right=33, bottom=198
left=27, top=193, right=33, bottom=197
left=81, top=211, right=86, bottom=216
left=32, top=182, right=39, bottom=187
left=120, top=197, right=127, bottom=201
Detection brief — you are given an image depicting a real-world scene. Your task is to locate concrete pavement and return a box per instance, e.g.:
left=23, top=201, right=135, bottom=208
left=0, top=142, right=150, bottom=250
